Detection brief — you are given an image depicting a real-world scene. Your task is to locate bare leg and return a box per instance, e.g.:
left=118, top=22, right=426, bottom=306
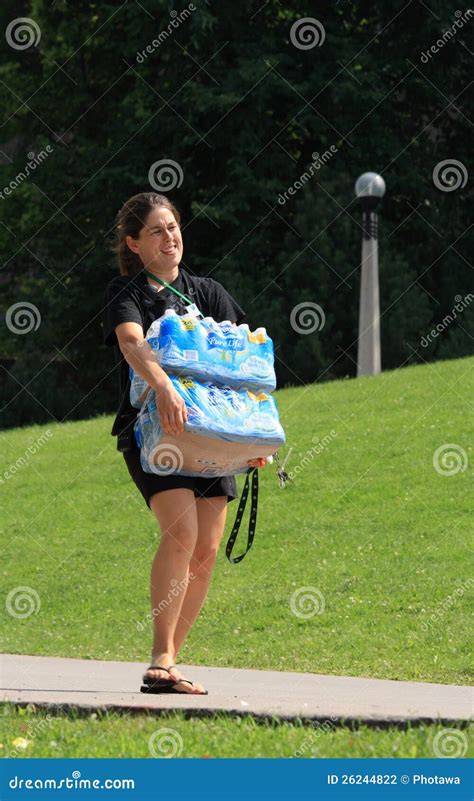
left=146, top=487, right=206, bottom=694
left=172, top=496, right=228, bottom=661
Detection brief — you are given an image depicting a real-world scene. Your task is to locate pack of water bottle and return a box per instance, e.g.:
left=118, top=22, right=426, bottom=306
left=131, top=310, right=285, bottom=476
left=129, top=310, right=276, bottom=407
left=134, top=375, right=285, bottom=477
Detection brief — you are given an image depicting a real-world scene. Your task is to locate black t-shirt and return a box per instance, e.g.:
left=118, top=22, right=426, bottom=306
left=101, top=265, right=247, bottom=438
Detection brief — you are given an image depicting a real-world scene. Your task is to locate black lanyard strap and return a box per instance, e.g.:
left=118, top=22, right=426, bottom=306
left=225, top=468, right=259, bottom=564
left=142, top=268, right=195, bottom=305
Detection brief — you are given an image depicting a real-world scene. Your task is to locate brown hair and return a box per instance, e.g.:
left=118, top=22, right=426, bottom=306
left=112, top=192, right=181, bottom=276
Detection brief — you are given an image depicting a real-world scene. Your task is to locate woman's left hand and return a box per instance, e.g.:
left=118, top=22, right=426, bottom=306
left=247, top=457, right=268, bottom=468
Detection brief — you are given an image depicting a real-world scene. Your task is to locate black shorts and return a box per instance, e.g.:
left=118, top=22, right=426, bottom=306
left=122, top=446, right=239, bottom=509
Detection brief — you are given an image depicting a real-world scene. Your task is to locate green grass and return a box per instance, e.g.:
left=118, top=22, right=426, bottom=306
left=1, top=705, right=472, bottom=759
left=1, top=357, right=472, bottom=757
left=2, top=355, right=472, bottom=682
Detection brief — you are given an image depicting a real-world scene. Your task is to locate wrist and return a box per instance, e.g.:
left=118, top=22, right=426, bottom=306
left=152, top=374, right=172, bottom=394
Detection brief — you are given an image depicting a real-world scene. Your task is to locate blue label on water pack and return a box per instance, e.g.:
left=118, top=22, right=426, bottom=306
left=206, top=333, right=242, bottom=350
left=160, top=314, right=276, bottom=391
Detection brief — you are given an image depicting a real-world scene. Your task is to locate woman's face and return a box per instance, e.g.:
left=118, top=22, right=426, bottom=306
left=126, top=206, right=183, bottom=272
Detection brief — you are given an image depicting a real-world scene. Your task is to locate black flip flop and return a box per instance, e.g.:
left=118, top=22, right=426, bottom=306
left=140, top=665, right=209, bottom=695
left=140, top=664, right=176, bottom=693
left=140, top=679, right=208, bottom=695
left=167, top=665, right=209, bottom=695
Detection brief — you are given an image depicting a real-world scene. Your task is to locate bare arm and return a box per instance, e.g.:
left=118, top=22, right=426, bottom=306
left=116, top=321, right=187, bottom=435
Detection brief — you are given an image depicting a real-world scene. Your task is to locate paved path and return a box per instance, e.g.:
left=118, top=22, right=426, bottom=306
left=1, top=654, right=472, bottom=724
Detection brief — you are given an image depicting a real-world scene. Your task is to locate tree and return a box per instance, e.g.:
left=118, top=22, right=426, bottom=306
left=1, top=0, right=471, bottom=427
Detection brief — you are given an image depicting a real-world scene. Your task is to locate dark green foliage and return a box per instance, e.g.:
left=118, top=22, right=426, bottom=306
left=0, top=0, right=472, bottom=427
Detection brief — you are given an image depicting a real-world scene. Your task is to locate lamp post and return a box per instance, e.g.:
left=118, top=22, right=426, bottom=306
left=355, top=171, right=386, bottom=377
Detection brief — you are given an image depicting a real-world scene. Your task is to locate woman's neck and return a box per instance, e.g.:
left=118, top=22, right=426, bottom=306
left=145, top=265, right=179, bottom=290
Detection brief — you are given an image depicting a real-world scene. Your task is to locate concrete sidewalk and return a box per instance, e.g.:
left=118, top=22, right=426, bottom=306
left=1, top=653, right=472, bottom=724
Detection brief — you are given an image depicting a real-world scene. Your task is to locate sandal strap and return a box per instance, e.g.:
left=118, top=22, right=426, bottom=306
left=173, top=678, right=193, bottom=686
left=145, top=664, right=171, bottom=673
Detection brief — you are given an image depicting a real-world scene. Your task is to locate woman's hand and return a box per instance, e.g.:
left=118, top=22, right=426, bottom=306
left=247, top=457, right=268, bottom=468
left=155, top=380, right=188, bottom=435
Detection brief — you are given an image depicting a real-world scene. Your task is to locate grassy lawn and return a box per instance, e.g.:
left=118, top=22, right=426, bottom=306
left=1, top=356, right=472, bottom=757
left=1, top=705, right=472, bottom=759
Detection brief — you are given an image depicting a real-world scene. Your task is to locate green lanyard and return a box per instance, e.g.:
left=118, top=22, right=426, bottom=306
left=143, top=268, right=195, bottom=306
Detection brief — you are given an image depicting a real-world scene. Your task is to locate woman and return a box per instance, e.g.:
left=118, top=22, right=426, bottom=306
left=102, top=192, right=266, bottom=695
